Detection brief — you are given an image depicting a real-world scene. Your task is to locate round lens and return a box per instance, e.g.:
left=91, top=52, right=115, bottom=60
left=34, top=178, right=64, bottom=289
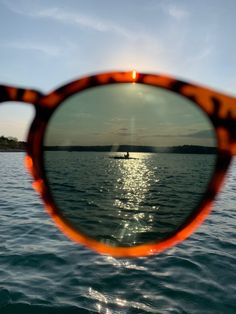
left=43, top=83, right=217, bottom=247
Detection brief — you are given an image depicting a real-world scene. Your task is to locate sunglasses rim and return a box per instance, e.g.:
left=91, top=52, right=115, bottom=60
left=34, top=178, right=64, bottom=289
left=21, top=70, right=235, bottom=257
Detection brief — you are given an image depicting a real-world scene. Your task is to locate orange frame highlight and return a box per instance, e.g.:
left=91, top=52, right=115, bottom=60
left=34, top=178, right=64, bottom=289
left=1, top=71, right=236, bottom=257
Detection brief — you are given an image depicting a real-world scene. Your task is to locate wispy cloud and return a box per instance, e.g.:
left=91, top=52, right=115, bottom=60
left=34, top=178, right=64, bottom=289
left=159, top=1, right=189, bottom=21
left=139, top=129, right=214, bottom=139
left=1, top=0, right=37, bottom=16
left=2, top=0, right=135, bottom=39
left=0, top=40, right=63, bottom=57
left=185, top=130, right=214, bottom=138
left=183, top=46, right=213, bottom=71
left=116, top=128, right=132, bottom=137
left=0, top=39, right=76, bottom=57
left=166, top=5, right=189, bottom=20
left=38, top=8, right=134, bottom=39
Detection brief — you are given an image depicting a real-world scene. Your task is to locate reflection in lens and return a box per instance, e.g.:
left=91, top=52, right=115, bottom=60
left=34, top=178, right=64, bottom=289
left=43, top=84, right=217, bottom=247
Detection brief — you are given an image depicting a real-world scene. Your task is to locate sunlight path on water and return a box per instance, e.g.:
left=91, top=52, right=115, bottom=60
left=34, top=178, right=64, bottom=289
left=112, top=153, right=157, bottom=245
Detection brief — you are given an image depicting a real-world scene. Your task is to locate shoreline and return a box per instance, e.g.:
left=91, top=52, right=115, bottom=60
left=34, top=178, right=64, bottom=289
left=0, top=149, right=25, bottom=152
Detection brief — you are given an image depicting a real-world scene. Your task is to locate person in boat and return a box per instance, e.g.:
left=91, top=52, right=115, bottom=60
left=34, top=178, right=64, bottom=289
left=124, top=152, right=129, bottom=159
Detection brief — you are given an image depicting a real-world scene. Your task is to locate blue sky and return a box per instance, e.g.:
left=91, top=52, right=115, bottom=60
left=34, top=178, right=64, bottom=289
left=0, top=0, right=235, bottom=140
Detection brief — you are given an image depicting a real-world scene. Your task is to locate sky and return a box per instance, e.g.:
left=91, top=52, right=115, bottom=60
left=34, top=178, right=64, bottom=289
left=0, top=0, right=235, bottom=141
left=45, top=84, right=215, bottom=147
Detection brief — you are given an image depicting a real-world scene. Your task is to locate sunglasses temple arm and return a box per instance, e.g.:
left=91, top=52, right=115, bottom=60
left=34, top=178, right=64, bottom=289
left=0, top=85, right=43, bottom=104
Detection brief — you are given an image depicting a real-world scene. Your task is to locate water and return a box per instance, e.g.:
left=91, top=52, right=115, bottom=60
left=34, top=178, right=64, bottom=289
left=44, top=152, right=216, bottom=246
left=0, top=153, right=235, bottom=313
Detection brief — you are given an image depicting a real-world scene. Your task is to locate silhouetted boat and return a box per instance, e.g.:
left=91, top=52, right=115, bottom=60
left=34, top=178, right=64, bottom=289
left=110, top=156, right=136, bottom=160
left=109, top=152, right=136, bottom=160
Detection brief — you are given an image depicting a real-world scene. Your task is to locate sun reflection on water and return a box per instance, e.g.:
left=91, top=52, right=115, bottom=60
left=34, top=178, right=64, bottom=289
left=111, top=153, right=158, bottom=245
left=89, top=287, right=112, bottom=314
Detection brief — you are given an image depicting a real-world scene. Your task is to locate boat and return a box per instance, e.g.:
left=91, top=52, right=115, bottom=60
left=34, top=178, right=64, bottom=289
left=111, top=156, right=136, bottom=159
left=110, top=152, right=136, bottom=160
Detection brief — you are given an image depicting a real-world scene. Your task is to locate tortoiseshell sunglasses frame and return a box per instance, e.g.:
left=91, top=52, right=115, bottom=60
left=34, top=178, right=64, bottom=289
left=0, top=71, right=236, bottom=257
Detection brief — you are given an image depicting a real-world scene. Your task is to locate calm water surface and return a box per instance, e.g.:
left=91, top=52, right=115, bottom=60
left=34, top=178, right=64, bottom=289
left=0, top=153, right=235, bottom=313
left=45, top=152, right=216, bottom=246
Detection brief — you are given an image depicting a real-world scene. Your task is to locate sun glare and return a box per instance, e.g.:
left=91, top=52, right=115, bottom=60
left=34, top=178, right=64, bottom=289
left=132, top=70, right=137, bottom=81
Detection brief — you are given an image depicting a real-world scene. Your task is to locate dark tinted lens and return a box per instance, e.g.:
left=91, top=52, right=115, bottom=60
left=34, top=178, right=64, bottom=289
left=43, top=83, right=217, bottom=246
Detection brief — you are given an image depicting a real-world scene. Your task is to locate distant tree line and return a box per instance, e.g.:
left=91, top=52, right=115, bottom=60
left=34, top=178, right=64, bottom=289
left=0, top=136, right=25, bottom=150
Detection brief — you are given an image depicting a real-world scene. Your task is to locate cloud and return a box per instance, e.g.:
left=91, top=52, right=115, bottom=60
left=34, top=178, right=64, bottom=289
left=138, top=129, right=214, bottom=139
left=2, top=1, right=135, bottom=39
left=185, top=130, right=214, bottom=138
left=0, top=40, right=63, bottom=57
left=185, top=46, right=212, bottom=66
left=1, top=0, right=38, bottom=16
left=139, top=133, right=178, bottom=139
left=118, top=128, right=129, bottom=131
left=164, top=3, right=189, bottom=20
left=38, top=8, right=134, bottom=39
left=116, top=128, right=132, bottom=136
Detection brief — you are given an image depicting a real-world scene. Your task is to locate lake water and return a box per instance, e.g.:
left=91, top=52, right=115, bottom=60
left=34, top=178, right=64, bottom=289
left=0, top=153, right=235, bottom=313
left=44, top=152, right=216, bottom=247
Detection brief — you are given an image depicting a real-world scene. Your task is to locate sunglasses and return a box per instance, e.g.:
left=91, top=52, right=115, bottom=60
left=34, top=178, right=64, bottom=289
left=1, top=71, right=235, bottom=257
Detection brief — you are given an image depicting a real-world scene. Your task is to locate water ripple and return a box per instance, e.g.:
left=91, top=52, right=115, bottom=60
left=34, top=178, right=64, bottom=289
left=0, top=153, right=235, bottom=313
